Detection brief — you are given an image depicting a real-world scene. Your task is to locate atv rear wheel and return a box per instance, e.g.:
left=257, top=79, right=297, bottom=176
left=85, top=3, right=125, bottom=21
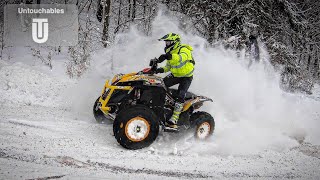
left=93, top=97, right=112, bottom=124
left=190, top=111, right=215, bottom=140
left=113, top=105, right=159, bottom=150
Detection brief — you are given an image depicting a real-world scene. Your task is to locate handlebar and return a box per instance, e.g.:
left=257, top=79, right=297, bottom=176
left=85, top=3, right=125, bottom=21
left=138, top=58, right=158, bottom=75
left=149, top=58, right=158, bottom=70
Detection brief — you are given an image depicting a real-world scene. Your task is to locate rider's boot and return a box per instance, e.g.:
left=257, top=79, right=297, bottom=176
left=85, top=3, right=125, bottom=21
left=166, top=102, right=183, bottom=130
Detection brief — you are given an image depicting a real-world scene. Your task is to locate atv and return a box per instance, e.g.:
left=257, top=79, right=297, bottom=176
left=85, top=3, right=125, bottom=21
left=93, top=58, right=215, bottom=150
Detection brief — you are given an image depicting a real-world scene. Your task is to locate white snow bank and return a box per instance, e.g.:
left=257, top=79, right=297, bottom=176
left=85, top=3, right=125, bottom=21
left=0, top=61, right=72, bottom=107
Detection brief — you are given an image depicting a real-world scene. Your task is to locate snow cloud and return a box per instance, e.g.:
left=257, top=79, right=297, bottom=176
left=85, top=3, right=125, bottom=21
left=89, top=10, right=320, bottom=155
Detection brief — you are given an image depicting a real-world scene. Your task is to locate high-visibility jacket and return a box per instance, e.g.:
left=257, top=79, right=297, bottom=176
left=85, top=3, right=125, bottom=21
left=162, top=43, right=195, bottom=77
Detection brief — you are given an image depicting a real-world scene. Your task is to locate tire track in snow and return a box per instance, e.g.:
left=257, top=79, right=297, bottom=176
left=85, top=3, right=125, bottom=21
left=8, top=120, right=48, bottom=130
left=90, top=161, right=212, bottom=178
left=0, top=148, right=309, bottom=179
left=0, top=148, right=213, bottom=179
left=26, top=175, right=66, bottom=180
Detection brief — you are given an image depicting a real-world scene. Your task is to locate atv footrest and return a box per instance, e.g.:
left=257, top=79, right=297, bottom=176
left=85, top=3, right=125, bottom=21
left=163, top=126, right=179, bottom=133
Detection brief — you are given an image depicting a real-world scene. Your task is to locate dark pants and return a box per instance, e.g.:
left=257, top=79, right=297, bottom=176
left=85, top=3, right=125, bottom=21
left=164, top=74, right=193, bottom=103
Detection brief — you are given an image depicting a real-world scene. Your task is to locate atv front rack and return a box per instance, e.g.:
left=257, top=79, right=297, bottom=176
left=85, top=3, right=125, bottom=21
left=98, top=80, right=132, bottom=114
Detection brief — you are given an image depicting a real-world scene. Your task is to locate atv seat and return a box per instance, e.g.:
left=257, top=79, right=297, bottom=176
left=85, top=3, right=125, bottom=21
left=169, top=89, right=196, bottom=100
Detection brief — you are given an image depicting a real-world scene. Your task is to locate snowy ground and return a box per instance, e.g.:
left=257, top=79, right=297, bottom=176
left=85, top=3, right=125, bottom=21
left=1, top=59, right=320, bottom=180
left=1, top=102, right=320, bottom=179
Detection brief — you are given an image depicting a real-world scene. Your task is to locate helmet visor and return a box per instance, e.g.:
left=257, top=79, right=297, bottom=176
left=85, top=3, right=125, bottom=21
left=165, top=41, right=174, bottom=47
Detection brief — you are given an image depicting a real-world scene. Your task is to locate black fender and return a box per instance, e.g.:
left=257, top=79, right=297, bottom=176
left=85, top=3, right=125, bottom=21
left=183, top=96, right=213, bottom=112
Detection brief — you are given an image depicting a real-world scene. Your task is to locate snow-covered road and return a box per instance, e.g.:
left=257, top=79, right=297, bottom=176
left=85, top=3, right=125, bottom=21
left=1, top=62, right=320, bottom=179
left=1, top=105, right=320, bottom=179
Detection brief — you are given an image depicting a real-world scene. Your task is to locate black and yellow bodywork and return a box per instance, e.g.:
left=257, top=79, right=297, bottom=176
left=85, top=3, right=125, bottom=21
left=94, top=71, right=213, bottom=125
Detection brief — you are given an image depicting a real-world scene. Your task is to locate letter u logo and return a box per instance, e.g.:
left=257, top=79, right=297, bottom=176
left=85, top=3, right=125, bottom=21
left=32, top=18, right=48, bottom=43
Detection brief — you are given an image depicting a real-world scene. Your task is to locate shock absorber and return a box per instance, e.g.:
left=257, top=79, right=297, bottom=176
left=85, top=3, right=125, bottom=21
left=134, top=89, right=141, bottom=100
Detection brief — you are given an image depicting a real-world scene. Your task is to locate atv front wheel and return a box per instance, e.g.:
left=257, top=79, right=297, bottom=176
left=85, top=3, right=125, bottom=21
left=93, top=97, right=112, bottom=124
left=113, top=105, right=159, bottom=150
left=190, top=111, right=215, bottom=140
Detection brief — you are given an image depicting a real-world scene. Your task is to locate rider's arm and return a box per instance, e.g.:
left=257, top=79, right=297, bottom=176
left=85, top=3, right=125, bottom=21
left=162, top=61, right=171, bottom=73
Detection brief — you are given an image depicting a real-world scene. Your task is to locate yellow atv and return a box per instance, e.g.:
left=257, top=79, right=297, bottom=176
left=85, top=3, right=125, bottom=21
left=93, top=58, right=215, bottom=150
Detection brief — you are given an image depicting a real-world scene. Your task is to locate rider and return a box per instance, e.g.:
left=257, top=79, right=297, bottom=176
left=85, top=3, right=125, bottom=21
left=154, top=33, right=195, bottom=129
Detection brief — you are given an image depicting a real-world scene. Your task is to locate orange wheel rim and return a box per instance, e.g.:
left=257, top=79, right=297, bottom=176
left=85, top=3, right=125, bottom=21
left=125, top=117, right=150, bottom=142
left=197, top=122, right=211, bottom=139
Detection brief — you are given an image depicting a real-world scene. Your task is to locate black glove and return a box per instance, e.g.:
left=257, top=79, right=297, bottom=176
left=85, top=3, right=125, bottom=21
left=149, top=58, right=157, bottom=67
left=155, top=68, right=164, bottom=74
left=158, top=53, right=172, bottom=63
